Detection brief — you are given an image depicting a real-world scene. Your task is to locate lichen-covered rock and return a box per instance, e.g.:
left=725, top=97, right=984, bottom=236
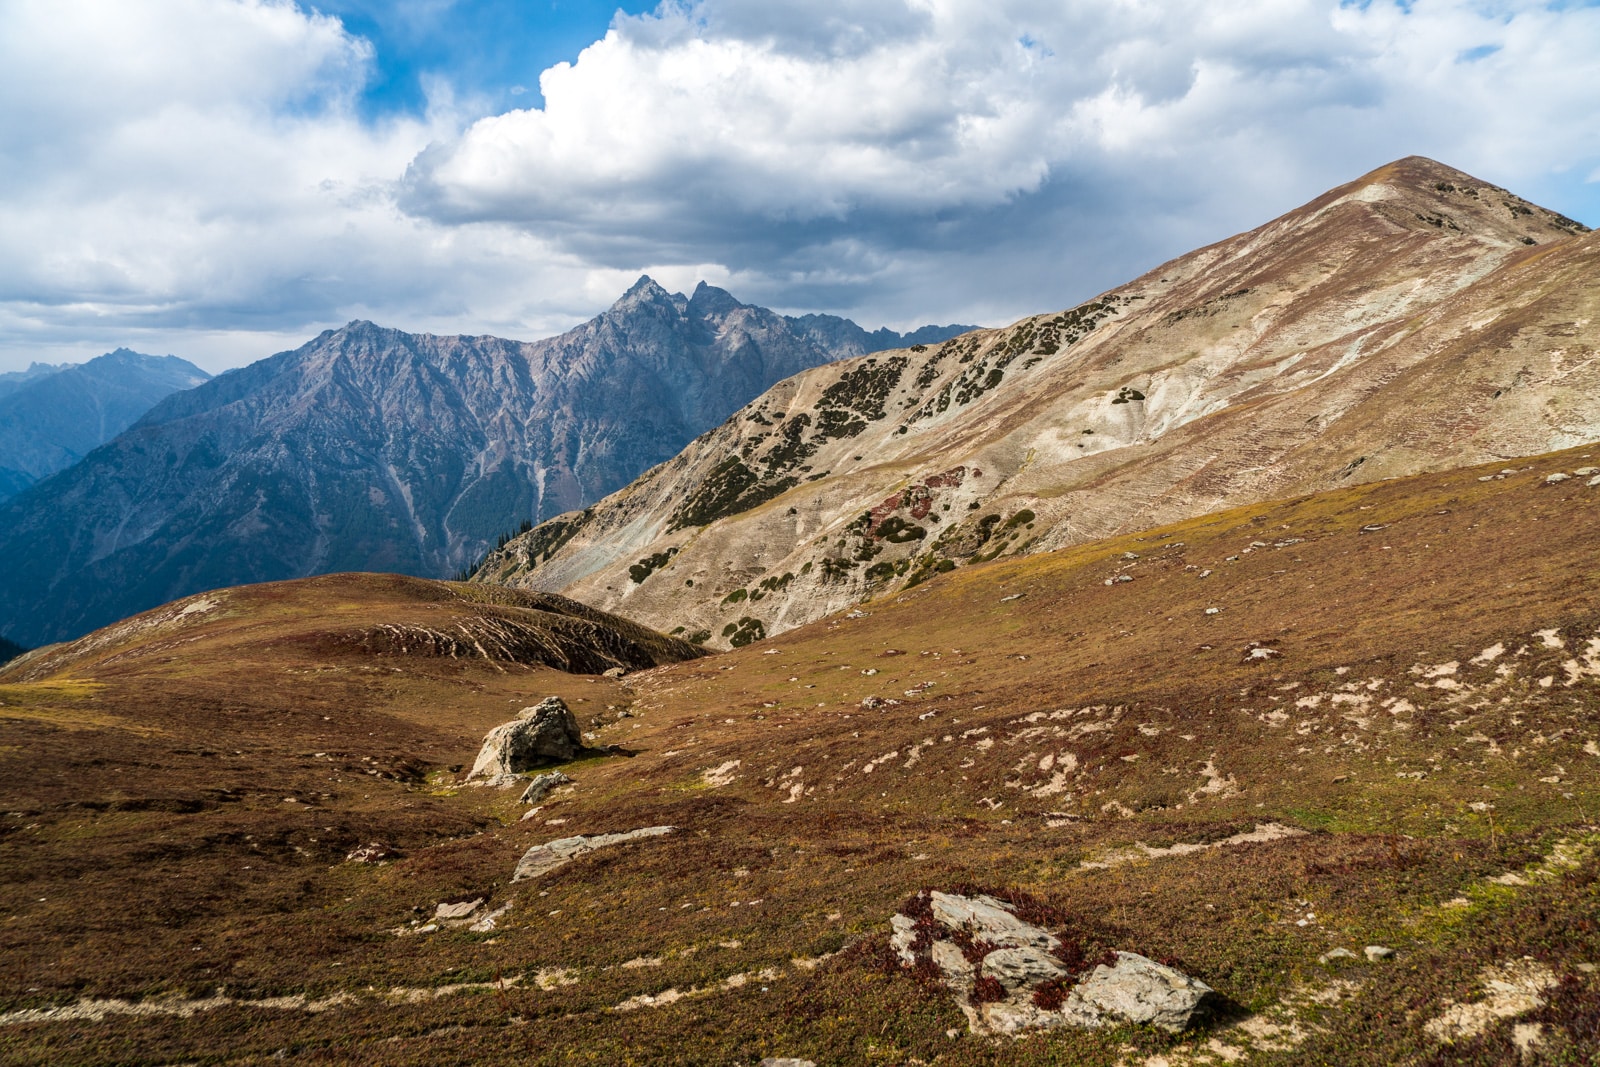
left=889, top=889, right=1213, bottom=1035
left=467, top=697, right=583, bottom=780
left=1063, top=952, right=1215, bottom=1033
left=930, top=890, right=1060, bottom=950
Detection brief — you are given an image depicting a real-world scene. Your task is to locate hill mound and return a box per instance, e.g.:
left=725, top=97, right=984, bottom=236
left=2, top=445, right=1597, bottom=1063
left=3, top=572, right=706, bottom=685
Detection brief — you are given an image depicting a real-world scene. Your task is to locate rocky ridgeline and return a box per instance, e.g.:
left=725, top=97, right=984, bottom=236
left=477, top=157, right=1600, bottom=649
left=890, top=890, right=1213, bottom=1035
left=0, top=280, right=969, bottom=648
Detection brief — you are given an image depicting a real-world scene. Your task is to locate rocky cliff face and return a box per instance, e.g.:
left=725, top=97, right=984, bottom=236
left=476, top=157, right=1597, bottom=645
left=0, top=282, right=966, bottom=646
left=0, top=350, right=210, bottom=500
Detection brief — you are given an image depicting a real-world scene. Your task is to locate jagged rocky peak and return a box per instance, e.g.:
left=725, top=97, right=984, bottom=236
left=687, top=280, right=745, bottom=318
left=609, top=274, right=678, bottom=313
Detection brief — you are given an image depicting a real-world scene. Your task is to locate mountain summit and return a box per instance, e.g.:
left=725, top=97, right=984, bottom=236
left=0, top=286, right=970, bottom=647
left=476, top=157, right=1597, bottom=644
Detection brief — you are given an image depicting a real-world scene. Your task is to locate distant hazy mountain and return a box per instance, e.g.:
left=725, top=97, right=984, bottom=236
left=0, top=280, right=968, bottom=646
left=477, top=157, right=1599, bottom=646
left=0, top=362, right=69, bottom=400
left=0, top=350, right=210, bottom=501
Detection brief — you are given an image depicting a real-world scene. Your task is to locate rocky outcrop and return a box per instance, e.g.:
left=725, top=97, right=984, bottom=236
left=890, top=890, right=1213, bottom=1034
left=468, top=697, right=584, bottom=781
left=512, top=826, right=675, bottom=882
left=478, top=157, right=1600, bottom=648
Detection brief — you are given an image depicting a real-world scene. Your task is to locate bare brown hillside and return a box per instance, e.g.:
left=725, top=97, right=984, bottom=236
left=476, top=157, right=1598, bottom=649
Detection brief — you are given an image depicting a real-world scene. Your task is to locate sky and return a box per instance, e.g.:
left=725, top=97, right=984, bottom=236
left=2, top=0, right=1599, bottom=373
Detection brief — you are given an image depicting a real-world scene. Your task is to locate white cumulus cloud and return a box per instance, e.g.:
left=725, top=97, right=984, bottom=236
left=2, top=0, right=1599, bottom=370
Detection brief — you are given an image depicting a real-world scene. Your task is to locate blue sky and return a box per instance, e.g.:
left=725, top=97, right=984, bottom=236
left=1, top=0, right=1598, bottom=372
left=312, top=0, right=656, bottom=116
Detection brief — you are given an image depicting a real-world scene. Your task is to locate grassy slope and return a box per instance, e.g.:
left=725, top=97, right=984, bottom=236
left=2, top=455, right=1599, bottom=1064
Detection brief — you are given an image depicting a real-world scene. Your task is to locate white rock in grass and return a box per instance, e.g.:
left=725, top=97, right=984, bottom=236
left=1063, top=952, right=1215, bottom=1033
left=467, top=697, right=583, bottom=780
left=512, top=826, right=674, bottom=882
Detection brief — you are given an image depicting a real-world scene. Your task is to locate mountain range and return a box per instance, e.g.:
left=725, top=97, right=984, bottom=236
left=4, top=155, right=1600, bottom=1064
left=475, top=157, right=1598, bottom=646
left=0, top=285, right=969, bottom=647
left=0, top=349, right=209, bottom=501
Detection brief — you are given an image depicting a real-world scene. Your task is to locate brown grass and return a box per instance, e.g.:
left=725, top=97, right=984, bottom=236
left=2, top=447, right=1599, bottom=1063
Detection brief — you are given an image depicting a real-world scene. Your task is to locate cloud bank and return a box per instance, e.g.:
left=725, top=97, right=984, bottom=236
left=3, top=0, right=1599, bottom=370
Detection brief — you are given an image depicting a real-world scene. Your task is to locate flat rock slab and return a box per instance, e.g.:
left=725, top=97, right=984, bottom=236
left=432, top=898, right=483, bottom=921
left=513, top=826, right=675, bottom=882
left=930, top=890, right=1060, bottom=951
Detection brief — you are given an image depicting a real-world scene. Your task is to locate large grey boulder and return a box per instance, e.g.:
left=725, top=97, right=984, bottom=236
left=467, top=697, right=583, bottom=780
left=889, top=890, right=1213, bottom=1035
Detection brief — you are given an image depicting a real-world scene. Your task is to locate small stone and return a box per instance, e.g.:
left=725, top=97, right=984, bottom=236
left=1205, top=607, right=1221, bottom=615
left=433, top=898, right=484, bottom=921
left=1365, top=945, right=1394, bottom=961
left=931, top=940, right=974, bottom=981
left=520, top=771, right=573, bottom=804
left=602, top=666, right=626, bottom=678
left=889, top=913, right=917, bottom=963
left=1574, top=467, right=1599, bottom=476
left=1545, top=472, right=1571, bottom=484
left=1319, top=947, right=1358, bottom=964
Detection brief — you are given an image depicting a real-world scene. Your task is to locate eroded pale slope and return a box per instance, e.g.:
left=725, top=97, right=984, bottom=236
left=477, top=157, right=1598, bottom=647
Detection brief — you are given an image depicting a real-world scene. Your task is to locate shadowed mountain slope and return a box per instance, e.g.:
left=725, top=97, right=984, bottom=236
left=477, top=158, right=1597, bottom=646
left=0, top=349, right=209, bottom=501
left=0, top=283, right=967, bottom=647
left=2, top=444, right=1598, bottom=1064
